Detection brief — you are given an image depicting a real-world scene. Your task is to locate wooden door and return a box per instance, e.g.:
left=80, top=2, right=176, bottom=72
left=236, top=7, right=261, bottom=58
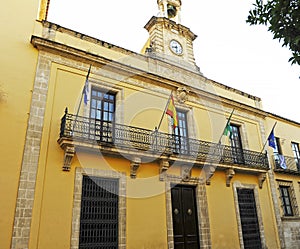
left=171, top=185, right=200, bottom=249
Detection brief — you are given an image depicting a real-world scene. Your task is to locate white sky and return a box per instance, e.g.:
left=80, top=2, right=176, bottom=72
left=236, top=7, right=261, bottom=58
left=47, top=0, right=300, bottom=123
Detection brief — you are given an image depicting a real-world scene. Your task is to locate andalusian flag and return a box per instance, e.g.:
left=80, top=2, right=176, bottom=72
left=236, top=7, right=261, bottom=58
left=223, top=109, right=234, bottom=138
left=166, top=94, right=178, bottom=128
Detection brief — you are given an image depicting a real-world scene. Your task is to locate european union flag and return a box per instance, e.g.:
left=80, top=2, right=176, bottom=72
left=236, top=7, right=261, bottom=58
left=268, top=129, right=276, bottom=149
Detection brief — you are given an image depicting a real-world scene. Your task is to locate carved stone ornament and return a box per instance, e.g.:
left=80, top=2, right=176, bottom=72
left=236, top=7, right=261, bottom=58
left=181, top=166, right=191, bottom=182
left=159, top=159, right=170, bottom=181
left=258, top=173, right=267, bottom=189
left=62, top=145, right=75, bottom=171
left=225, top=168, right=235, bottom=187
left=130, top=157, right=142, bottom=179
left=176, top=87, right=189, bottom=104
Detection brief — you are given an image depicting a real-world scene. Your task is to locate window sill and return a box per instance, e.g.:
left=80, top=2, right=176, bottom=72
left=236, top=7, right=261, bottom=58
left=281, top=216, right=300, bottom=221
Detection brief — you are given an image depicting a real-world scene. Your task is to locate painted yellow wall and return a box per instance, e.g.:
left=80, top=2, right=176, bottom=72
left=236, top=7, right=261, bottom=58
left=26, top=63, right=169, bottom=248
left=207, top=171, right=279, bottom=249
left=0, top=0, right=284, bottom=246
left=266, top=117, right=300, bottom=157
left=0, top=1, right=42, bottom=248
left=25, top=62, right=280, bottom=248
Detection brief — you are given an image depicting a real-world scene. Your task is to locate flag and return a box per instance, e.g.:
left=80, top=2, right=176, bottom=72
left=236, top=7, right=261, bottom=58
left=83, top=66, right=91, bottom=105
left=166, top=94, right=178, bottom=128
left=267, top=128, right=276, bottom=149
left=278, top=155, right=287, bottom=169
left=223, top=122, right=232, bottom=137
left=223, top=109, right=234, bottom=138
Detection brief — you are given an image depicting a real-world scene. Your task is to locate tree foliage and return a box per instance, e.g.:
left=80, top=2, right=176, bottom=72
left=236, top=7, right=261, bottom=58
left=247, top=0, right=300, bottom=65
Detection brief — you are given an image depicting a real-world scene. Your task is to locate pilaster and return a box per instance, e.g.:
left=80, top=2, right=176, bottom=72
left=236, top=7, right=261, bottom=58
left=11, top=52, right=51, bottom=249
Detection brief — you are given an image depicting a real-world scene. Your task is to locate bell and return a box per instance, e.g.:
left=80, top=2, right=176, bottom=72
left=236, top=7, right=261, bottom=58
left=167, top=4, right=177, bottom=18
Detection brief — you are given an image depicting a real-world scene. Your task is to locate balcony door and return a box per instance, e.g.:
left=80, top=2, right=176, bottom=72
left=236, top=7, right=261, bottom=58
left=291, top=142, right=300, bottom=171
left=230, top=124, right=244, bottom=164
left=90, top=88, right=115, bottom=143
left=174, top=110, right=189, bottom=154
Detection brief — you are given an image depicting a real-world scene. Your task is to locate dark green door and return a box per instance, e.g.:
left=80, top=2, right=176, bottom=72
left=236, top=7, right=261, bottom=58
left=171, top=185, right=200, bottom=249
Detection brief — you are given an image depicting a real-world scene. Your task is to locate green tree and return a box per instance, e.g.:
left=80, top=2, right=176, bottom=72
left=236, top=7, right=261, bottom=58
left=247, top=0, right=300, bottom=65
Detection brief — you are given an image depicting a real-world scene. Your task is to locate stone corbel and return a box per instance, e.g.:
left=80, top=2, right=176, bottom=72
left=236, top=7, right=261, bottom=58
left=130, top=157, right=141, bottom=179
left=62, top=145, right=75, bottom=171
left=225, top=168, right=235, bottom=187
left=204, top=165, right=216, bottom=185
left=159, top=159, right=170, bottom=181
left=258, top=173, right=267, bottom=189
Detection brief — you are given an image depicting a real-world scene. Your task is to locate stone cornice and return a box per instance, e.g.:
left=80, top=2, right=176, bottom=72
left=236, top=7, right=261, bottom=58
left=31, top=35, right=267, bottom=118
left=37, top=21, right=263, bottom=103
left=144, top=16, right=197, bottom=41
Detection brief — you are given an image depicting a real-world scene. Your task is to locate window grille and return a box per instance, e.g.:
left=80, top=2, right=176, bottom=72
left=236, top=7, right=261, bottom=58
left=277, top=180, right=299, bottom=217
left=279, top=186, right=293, bottom=216
left=237, top=188, right=262, bottom=249
left=79, top=176, right=119, bottom=249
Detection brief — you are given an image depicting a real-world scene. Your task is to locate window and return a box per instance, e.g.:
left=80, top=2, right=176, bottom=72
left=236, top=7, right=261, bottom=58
left=90, top=88, right=115, bottom=143
left=237, top=188, right=262, bottom=249
left=174, top=110, right=188, bottom=154
left=291, top=142, right=300, bottom=171
left=230, top=124, right=244, bottom=164
left=273, top=137, right=282, bottom=155
left=273, top=137, right=286, bottom=169
left=277, top=180, right=299, bottom=217
left=79, top=176, right=119, bottom=248
left=279, top=186, right=294, bottom=216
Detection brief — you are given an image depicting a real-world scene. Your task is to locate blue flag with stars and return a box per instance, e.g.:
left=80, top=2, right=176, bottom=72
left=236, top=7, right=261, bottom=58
left=268, top=129, right=276, bottom=149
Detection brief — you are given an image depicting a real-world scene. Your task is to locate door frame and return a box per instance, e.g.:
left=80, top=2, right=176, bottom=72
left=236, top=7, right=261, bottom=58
left=165, top=176, right=211, bottom=249
left=71, top=167, right=127, bottom=249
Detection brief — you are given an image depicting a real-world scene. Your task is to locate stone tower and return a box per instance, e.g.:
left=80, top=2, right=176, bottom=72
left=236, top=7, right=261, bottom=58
left=144, top=0, right=200, bottom=72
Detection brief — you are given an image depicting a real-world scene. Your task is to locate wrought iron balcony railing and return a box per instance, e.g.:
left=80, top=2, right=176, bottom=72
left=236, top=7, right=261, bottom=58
left=272, top=153, right=300, bottom=174
left=59, top=110, right=269, bottom=170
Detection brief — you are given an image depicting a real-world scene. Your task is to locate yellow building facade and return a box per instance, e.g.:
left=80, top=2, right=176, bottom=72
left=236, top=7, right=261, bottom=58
left=1, top=0, right=299, bottom=249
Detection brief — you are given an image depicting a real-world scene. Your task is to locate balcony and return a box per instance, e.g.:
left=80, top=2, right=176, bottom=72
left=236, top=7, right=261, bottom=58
left=57, top=110, right=269, bottom=173
left=273, top=154, right=300, bottom=175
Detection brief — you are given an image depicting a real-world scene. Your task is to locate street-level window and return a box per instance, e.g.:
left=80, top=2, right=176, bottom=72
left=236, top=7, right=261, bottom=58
left=277, top=180, right=299, bottom=217
left=237, top=188, right=262, bottom=249
left=79, top=176, right=119, bottom=248
left=279, top=185, right=294, bottom=216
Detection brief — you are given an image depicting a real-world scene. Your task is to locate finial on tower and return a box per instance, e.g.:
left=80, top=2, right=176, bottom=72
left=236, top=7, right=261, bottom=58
left=157, top=0, right=182, bottom=23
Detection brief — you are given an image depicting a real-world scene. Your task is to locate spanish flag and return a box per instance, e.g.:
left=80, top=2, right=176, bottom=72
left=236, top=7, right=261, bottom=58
left=166, top=94, right=178, bottom=128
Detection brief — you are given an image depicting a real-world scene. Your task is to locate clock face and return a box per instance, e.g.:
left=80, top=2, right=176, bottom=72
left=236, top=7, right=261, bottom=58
left=170, top=40, right=183, bottom=55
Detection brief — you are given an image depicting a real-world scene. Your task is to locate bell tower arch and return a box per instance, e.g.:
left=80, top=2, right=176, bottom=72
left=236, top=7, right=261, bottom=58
left=157, top=0, right=182, bottom=23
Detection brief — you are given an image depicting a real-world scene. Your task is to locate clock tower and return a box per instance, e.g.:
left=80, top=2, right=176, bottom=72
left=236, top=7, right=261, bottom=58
left=144, top=0, right=200, bottom=72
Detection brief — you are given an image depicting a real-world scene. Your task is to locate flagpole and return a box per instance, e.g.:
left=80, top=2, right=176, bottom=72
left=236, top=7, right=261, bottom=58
left=75, top=65, right=91, bottom=118
left=218, top=109, right=235, bottom=144
left=157, top=91, right=172, bottom=131
left=260, top=121, right=277, bottom=153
